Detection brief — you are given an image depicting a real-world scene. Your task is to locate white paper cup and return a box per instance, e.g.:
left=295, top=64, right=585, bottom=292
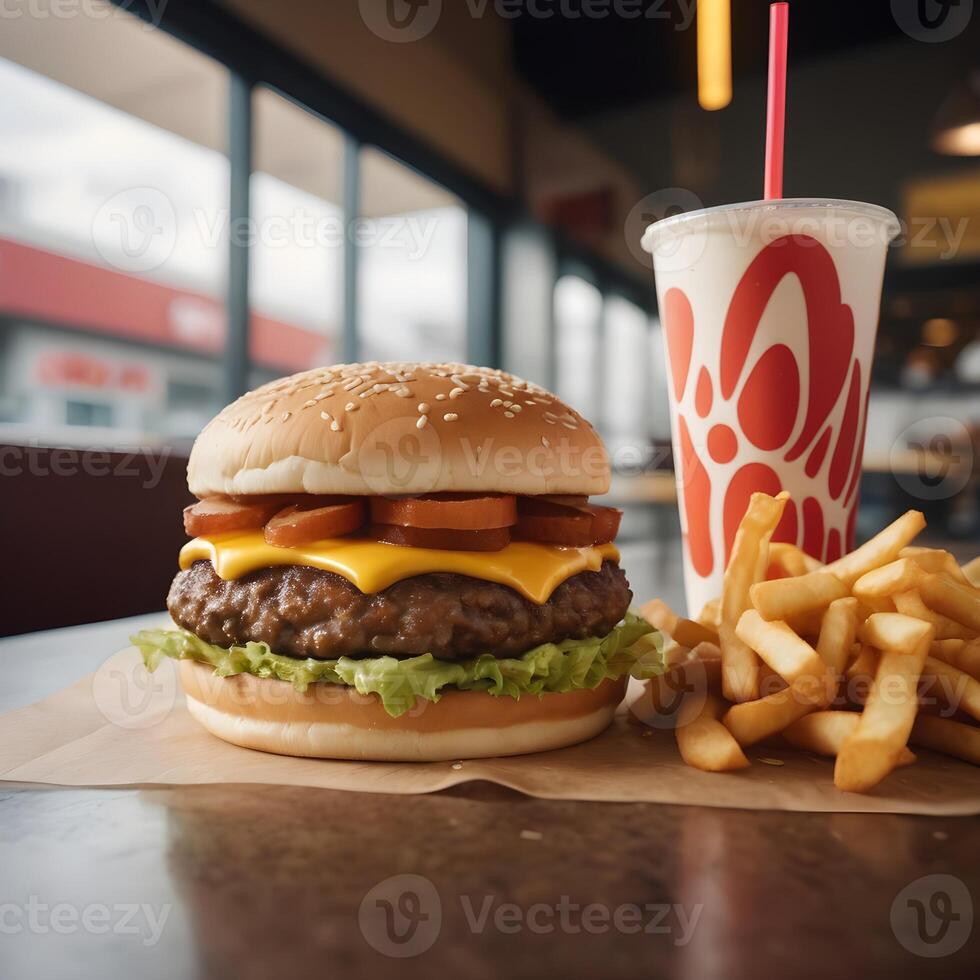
left=642, top=198, right=900, bottom=616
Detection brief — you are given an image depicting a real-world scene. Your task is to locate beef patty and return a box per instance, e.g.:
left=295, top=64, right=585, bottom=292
left=168, top=560, right=631, bottom=661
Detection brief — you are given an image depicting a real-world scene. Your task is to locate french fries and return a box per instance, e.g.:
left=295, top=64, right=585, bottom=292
left=824, top=510, right=925, bottom=586
left=893, top=589, right=974, bottom=641
left=834, top=614, right=933, bottom=792
left=919, top=574, right=980, bottom=634
left=911, top=715, right=980, bottom=766
left=636, top=495, right=980, bottom=794
left=853, top=558, right=923, bottom=599
left=784, top=711, right=917, bottom=767
left=750, top=571, right=848, bottom=622
left=719, top=492, right=788, bottom=703
left=900, top=546, right=970, bottom=586
left=735, top=610, right=826, bottom=686
left=930, top=638, right=980, bottom=681
left=769, top=542, right=821, bottom=577
left=675, top=692, right=750, bottom=772
left=722, top=679, right=815, bottom=746
left=921, top=656, right=980, bottom=723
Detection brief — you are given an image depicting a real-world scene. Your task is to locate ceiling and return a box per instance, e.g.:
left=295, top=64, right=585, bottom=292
left=512, top=0, right=907, bottom=120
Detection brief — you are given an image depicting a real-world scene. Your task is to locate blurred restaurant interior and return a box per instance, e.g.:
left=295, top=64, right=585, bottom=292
left=1, top=0, right=979, bottom=633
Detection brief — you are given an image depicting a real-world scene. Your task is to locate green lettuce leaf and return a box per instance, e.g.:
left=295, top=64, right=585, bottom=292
left=131, top=613, right=662, bottom=718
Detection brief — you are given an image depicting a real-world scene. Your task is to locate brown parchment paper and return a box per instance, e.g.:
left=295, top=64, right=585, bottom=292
left=1, top=647, right=978, bottom=814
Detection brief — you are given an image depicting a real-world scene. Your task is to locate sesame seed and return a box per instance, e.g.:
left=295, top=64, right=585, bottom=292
left=281, top=411, right=291, bottom=421
left=394, top=387, right=412, bottom=398
left=504, top=411, right=515, bottom=419
left=542, top=436, right=550, bottom=448
left=544, top=417, right=556, bottom=424
left=330, top=419, right=342, bottom=432
left=491, top=398, right=503, bottom=408
left=342, top=377, right=362, bottom=390
left=303, top=399, right=317, bottom=408
left=416, top=415, right=428, bottom=429
left=435, top=393, right=446, bottom=401
left=511, top=404, right=522, bottom=413
left=443, top=412, right=458, bottom=422
left=320, top=411, right=332, bottom=421
left=345, top=401, right=356, bottom=411
left=418, top=402, right=430, bottom=414
left=562, top=422, right=577, bottom=429
left=449, top=387, right=465, bottom=399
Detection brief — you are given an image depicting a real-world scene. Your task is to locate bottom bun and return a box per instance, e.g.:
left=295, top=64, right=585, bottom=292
left=179, top=659, right=626, bottom=761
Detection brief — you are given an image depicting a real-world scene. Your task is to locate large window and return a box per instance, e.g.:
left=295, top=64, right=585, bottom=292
left=357, top=148, right=467, bottom=363
left=554, top=274, right=601, bottom=423
left=603, top=294, right=651, bottom=449
left=0, top=5, right=229, bottom=447
left=250, top=88, right=345, bottom=374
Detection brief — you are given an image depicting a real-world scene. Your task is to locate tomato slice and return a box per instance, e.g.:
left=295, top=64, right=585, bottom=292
left=373, top=523, right=511, bottom=552
left=183, top=497, right=282, bottom=537
left=514, top=499, right=622, bottom=547
left=264, top=498, right=367, bottom=547
left=536, top=494, right=590, bottom=508
left=370, top=493, right=516, bottom=530
left=589, top=506, right=622, bottom=545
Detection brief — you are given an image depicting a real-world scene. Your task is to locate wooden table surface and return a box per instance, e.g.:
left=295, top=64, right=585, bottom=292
left=0, top=539, right=977, bottom=979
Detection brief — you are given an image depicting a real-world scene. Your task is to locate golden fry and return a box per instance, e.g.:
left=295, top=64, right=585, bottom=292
left=768, top=542, right=817, bottom=577
left=893, top=589, right=974, bottom=641
left=910, top=715, right=980, bottom=766
left=816, top=597, right=860, bottom=679
left=698, top=598, right=721, bottom=631
left=675, top=693, right=751, bottom=772
left=919, top=574, right=980, bottom=634
left=835, top=618, right=933, bottom=792
left=719, top=492, right=788, bottom=702
left=858, top=611, right=935, bottom=656
left=784, top=711, right=916, bottom=767
left=639, top=597, right=679, bottom=635
left=672, top=618, right=720, bottom=649
left=963, top=556, right=980, bottom=590
left=825, top=510, right=926, bottom=587
left=900, top=547, right=970, bottom=586
left=930, top=638, right=980, bottom=682
left=735, top=609, right=826, bottom=685
left=921, top=656, right=980, bottom=724
left=750, top=571, right=849, bottom=622
left=722, top=678, right=818, bottom=746
left=853, top=558, right=924, bottom=599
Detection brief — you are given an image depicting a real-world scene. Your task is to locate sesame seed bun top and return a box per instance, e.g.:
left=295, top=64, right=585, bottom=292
left=187, top=362, right=611, bottom=498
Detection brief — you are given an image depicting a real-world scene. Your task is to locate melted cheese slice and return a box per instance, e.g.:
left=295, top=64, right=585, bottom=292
left=180, top=532, right=619, bottom=604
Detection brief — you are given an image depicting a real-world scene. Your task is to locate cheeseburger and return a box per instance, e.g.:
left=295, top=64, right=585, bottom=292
left=134, top=362, right=657, bottom=760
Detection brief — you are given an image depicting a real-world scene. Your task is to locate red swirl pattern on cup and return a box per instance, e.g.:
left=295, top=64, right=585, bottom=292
left=664, top=234, right=869, bottom=578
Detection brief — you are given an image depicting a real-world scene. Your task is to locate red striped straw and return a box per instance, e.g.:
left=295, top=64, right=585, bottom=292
left=764, top=3, right=789, bottom=200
